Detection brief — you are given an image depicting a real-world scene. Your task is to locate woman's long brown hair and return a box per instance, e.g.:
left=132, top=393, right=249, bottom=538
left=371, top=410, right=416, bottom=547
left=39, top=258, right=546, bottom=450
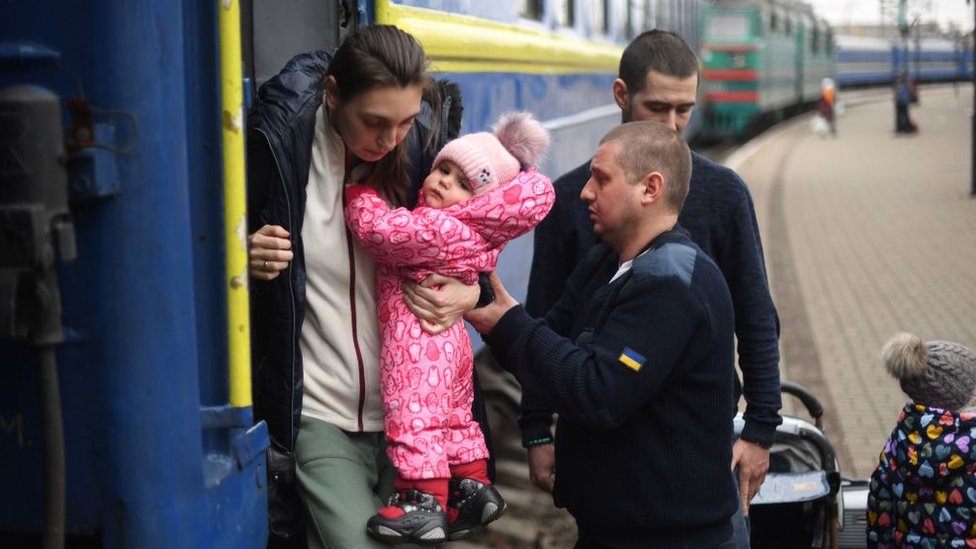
left=326, top=24, right=439, bottom=205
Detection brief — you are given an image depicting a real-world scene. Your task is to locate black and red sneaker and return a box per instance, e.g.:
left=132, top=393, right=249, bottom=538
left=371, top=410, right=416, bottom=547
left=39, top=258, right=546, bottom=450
left=447, top=478, right=507, bottom=540
left=366, top=489, right=447, bottom=545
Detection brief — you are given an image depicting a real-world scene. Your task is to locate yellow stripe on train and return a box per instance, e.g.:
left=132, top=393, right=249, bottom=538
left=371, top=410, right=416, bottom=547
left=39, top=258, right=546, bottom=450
left=375, top=1, right=622, bottom=74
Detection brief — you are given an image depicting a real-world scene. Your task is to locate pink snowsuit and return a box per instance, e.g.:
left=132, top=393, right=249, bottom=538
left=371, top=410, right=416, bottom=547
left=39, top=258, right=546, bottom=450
left=344, top=169, right=554, bottom=480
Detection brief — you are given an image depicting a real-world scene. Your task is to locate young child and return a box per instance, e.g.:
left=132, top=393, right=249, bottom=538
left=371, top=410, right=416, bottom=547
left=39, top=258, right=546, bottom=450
left=867, top=332, right=976, bottom=548
left=343, top=111, right=555, bottom=544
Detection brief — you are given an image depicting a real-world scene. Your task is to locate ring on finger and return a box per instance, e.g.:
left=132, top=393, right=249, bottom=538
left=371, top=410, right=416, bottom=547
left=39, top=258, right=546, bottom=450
left=264, top=260, right=269, bottom=270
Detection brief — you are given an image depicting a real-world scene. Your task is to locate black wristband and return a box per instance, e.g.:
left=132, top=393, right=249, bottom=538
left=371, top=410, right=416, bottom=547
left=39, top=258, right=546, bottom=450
left=523, top=436, right=554, bottom=448
left=475, top=272, right=495, bottom=308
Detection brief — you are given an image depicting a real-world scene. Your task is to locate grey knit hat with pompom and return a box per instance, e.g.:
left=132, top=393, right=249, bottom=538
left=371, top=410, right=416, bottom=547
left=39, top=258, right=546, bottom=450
left=882, top=332, right=976, bottom=410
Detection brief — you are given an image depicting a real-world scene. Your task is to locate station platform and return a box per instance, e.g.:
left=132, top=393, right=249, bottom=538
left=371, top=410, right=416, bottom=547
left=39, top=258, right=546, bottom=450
left=727, top=83, right=976, bottom=479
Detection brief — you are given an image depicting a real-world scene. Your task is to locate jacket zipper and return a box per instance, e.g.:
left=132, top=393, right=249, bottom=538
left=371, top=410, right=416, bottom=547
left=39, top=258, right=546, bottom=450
left=342, top=189, right=367, bottom=431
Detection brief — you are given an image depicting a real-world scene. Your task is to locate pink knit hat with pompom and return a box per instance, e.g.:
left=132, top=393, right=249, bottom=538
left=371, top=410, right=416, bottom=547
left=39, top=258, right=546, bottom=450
left=433, top=111, right=550, bottom=195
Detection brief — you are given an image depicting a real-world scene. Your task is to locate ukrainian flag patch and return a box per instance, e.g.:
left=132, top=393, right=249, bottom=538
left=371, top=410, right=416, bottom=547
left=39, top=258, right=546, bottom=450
left=618, top=347, right=645, bottom=372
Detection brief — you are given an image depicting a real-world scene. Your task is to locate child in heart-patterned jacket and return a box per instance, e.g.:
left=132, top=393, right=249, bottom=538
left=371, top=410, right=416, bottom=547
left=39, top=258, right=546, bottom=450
left=343, top=111, right=554, bottom=545
left=867, top=332, right=976, bottom=548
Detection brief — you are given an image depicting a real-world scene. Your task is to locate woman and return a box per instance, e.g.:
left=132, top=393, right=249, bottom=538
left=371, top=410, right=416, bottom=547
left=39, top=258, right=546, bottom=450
left=246, top=25, right=480, bottom=549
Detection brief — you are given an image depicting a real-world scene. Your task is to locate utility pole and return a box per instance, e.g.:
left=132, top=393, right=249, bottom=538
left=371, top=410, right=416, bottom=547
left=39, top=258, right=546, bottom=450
left=898, top=0, right=909, bottom=74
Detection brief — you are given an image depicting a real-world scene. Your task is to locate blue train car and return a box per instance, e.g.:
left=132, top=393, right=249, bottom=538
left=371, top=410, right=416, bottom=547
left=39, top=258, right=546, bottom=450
left=2, top=0, right=704, bottom=546
left=835, top=34, right=971, bottom=88
left=895, top=38, right=968, bottom=82
left=834, top=34, right=895, bottom=87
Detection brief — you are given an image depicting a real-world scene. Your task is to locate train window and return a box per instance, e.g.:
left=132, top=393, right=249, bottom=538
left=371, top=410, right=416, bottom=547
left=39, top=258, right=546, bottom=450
left=770, top=12, right=778, bottom=32
left=628, top=0, right=649, bottom=39
left=519, top=0, right=543, bottom=21
left=660, top=0, right=676, bottom=30
left=645, top=0, right=656, bottom=31
left=672, top=0, right=684, bottom=34
left=588, top=0, right=607, bottom=35
left=706, top=13, right=750, bottom=41
left=609, top=0, right=628, bottom=35
left=553, top=0, right=574, bottom=27
left=249, top=0, right=342, bottom=87
left=812, top=27, right=820, bottom=52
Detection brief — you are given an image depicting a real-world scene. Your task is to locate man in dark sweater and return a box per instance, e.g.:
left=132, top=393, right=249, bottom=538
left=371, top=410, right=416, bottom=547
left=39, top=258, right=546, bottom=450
left=523, top=29, right=782, bottom=517
left=467, top=121, right=744, bottom=548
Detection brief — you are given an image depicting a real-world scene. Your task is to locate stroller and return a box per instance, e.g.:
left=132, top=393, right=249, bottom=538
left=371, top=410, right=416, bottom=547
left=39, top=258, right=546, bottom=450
left=736, top=381, right=845, bottom=549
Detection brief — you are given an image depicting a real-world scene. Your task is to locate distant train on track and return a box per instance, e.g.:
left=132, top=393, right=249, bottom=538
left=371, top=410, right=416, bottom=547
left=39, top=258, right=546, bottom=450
left=696, top=0, right=973, bottom=140
left=698, top=0, right=835, bottom=139
left=834, top=34, right=974, bottom=88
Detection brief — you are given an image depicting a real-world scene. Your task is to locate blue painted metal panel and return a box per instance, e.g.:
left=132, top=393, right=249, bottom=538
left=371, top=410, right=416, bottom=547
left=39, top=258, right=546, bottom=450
left=183, top=0, right=231, bottom=413
left=0, top=1, right=267, bottom=547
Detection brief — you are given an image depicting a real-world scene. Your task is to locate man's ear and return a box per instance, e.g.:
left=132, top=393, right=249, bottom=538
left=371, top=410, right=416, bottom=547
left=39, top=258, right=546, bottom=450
left=612, top=79, right=629, bottom=110
left=642, top=172, right=665, bottom=205
left=324, top=76, right=339, bottom=110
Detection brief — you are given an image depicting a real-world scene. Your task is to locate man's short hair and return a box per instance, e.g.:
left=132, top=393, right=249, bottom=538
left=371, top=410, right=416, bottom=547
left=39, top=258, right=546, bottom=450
left=618, top=30, right=699, bottom=95
left=600, top=121, right=692, bottom=212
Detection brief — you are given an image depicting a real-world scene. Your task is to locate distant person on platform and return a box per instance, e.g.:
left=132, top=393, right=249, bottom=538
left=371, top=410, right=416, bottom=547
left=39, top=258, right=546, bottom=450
left=817, top=77, right=837, bottom=137
left=467, top=121, right=747, bottom=548
left=522, top=29, right=782, bottom=521
left=867, top=332, right=976, bottom=547
left=894, top=70, right=916, bottom=134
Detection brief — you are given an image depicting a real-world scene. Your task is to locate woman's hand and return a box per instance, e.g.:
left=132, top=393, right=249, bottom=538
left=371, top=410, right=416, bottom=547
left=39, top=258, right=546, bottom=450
left=249, top=225, right=294, bottom=281
left=402, top=273, right=479, bottom=334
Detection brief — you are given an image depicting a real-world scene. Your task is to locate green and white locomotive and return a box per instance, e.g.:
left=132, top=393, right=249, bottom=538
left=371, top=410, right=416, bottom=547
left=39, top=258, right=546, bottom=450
left=699, top=0, right=834, bottom=139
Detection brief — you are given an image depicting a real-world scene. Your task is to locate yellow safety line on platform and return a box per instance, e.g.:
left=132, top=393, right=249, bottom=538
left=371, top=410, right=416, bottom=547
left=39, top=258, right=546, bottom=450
left=218, top=0, right=252, bottom=407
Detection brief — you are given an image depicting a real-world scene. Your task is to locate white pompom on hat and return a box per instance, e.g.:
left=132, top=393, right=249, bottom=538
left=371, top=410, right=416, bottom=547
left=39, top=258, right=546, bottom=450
left=882, top=332, right=976, bottom=410
left=433, top=111, right=550, bottom=195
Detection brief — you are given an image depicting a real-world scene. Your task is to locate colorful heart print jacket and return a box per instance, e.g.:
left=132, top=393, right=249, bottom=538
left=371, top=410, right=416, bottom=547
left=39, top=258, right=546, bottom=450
left=868, top=403, right=976, bottom=548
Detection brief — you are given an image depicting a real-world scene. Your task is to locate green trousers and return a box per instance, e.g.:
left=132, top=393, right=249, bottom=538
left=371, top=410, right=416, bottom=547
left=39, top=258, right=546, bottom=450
left=295, top=415, right=423, bottom=549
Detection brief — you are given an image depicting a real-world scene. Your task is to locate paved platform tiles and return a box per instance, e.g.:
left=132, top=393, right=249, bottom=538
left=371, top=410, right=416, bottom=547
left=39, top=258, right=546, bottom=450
left=729, top=83, right=976, bottom=480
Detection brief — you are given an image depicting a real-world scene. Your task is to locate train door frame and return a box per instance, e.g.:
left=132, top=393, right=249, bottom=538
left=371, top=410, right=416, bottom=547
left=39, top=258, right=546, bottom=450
left=242, top=0, right=348, bottom=89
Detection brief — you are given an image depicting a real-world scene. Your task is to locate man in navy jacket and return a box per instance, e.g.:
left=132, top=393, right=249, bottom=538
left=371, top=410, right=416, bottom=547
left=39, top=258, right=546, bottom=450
left=467, top=122, right=744, bottom=548
left=523, top=29, right=782, bottom=516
